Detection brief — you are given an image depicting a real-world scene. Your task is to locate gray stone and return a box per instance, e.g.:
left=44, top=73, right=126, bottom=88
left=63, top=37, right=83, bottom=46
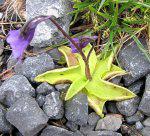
left=40, top=125, right=73, bottom=136
left=66, top=121, right=78, bottom=132
left=116, top=97, right=140, bottom=116
left=141, top=127, right=150, bottom=136
left=55, top=83, right=70, bottom=92
left=26, top=0, right=72, bottom=48
left=139, top=74, right=150, bottom=116
left=145, top=74, right=150, bottom=92
left=128, top=80, right=144, bottom=94
left=135, top=121, right=144, bottom=130
left=36, top=82, right=56, bottom=95
left=0, top=75, right=35, bottom=107
left=143, top=117, right=150, bottom=127
left=88, top=112, right=100, bottom=126
left=72, top=131, right=84, bottom=136
left=0, top=104, right=12, bottom=133
left=110, top=76, right=122, bottom=85
left=65, top=93, right=88, bottom=126
left=15, top=53, right=55, bottom=81
left=6, top=94, right=48, bottom=136
left=87, top=131, right=122, bottom=136
left=80, top=125, right=95, bottom=135
left=36, top=94, right=46, bottom=107
left=107, top=102, right=119, bottom=114
left=47, top=48, right=62, bottom=61
left=125, top=111, right=144, bottom=124
left=43, top=92, right=64, bottom=119
left=95, top=114, right=122, bottom=131
left=118, top=38, right=150, bottom=86
left=7, top=55, right=18, bottom=69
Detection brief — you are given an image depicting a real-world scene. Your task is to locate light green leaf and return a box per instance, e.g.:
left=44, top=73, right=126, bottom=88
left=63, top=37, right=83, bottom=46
left=87, top=93, right=105, bottom=118
left=35, top=66, right=80, bottom=84
left=86, top=79, right=136, bottom=101
left=102, top=64, right=126, bottom=80
left=65, top=77, right=89, bottom=100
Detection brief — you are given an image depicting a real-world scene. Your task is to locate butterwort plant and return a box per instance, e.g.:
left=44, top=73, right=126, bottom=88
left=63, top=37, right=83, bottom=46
left=6, top=15, right=136, bottom=117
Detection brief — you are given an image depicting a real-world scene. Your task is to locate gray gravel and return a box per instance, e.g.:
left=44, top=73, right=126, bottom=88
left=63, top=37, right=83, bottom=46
left=0, top=75, right=35, bottom=107
left=15, top=53, right=55, bottom=81
left=143, top=117, right=150, bottom=127
left=128, top=80, right=144, bottom=94
left=141, top=127, right=150, bottom=136
left=88, top=112, right=100, bottom=126
left=26, top=0, right=72, bottom=48
left=139, top=74, right=150, bottom=116
left=65, top=93, right=88, bottom=126
left=55, top=83, right=70, bottom=92
left=36, top=82, right=56, bottom=95
left=118, top=38, right=150, bottom=86
left=87, top=131, right=122, bottom=136
left=43, top=92, right=64, bottom=119
left=66, top=121, right=78, bottom=132
left=125, top=111, right=144, bottom=124
left=0, top=104, right=12, bottom=133
left=6, top=94, right=48, bottom=136
left=135, top=121, right=144, bottom=130
left=95, top=114, right=122, bottom=131
left=40, top=125, right=73, bottom=136
left=116, top=97, right=140, bottom=116
left=36, top=94, right=46, bottom=107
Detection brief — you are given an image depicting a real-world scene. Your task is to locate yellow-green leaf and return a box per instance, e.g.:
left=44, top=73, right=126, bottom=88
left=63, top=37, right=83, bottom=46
left=86, top=79, right=136, bottom=101
left=87, top=93, right=105, bottom=118
left=65, top=77, right=89, bottom=100
left=35, top=66, right=80, bottom=84
left=102, top=64, right=126, bottom=80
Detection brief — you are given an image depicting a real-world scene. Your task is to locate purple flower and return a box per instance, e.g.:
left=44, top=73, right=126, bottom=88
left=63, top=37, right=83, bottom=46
left=69, top=36, right=98, bottom=53
left=6, top=16, right=50, bottom=60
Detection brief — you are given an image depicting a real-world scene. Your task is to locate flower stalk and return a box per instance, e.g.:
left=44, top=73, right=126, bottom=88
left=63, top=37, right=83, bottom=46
left=48, top=16, right=92, bottom=80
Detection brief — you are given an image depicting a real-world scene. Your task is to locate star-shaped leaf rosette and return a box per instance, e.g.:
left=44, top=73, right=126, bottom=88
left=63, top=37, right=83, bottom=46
left=5, top=14, right=136, bottom=117
left=35, top=43, right=136, bottom=117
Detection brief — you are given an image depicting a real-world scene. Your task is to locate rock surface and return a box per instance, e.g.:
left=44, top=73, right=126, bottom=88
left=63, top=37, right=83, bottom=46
left=141, top=127, right=150, bottom=136
left=135, top=121, right=144, bottom=130
left=139, top=74, right=150, bottom=116
left=0, top=75, right=35, bottom=107
left=116, top=97, right=140, bottom=116
left=36, top=82, right=56, bottom=95
left=40, top=125, right=73, bottom=136
left=0, top=104, right=12, bottom=133
left=66, top=121, right=78, bottom=132
left=65, top=93, right=88, bottom=126
left=36, top=94, right=46, bottom=107
left=43, top=92, right=64, bottom=119
left=87, top=131, right=122, bottom=136
left=55, top=83, right=70, bottom=92
left=128, top=80, right=143, bottom=94
left=125, top=111, right=144, bottom=124
left=143, top=117, right=150, bottom=127
left=26, top=0, right=72, bottom=47
left=88, top=112, right=100, bottom=126
left=118, top=38, right=150, bottom=86
left=95, top=114, right=122, bottom=131
left=6, top=94, right=48, bottom=136
left=15, top=53, right=55, bottom=81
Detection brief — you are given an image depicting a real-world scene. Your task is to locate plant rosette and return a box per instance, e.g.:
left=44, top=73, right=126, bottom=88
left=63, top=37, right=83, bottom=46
left=35, top=44, right=136, bottom=117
